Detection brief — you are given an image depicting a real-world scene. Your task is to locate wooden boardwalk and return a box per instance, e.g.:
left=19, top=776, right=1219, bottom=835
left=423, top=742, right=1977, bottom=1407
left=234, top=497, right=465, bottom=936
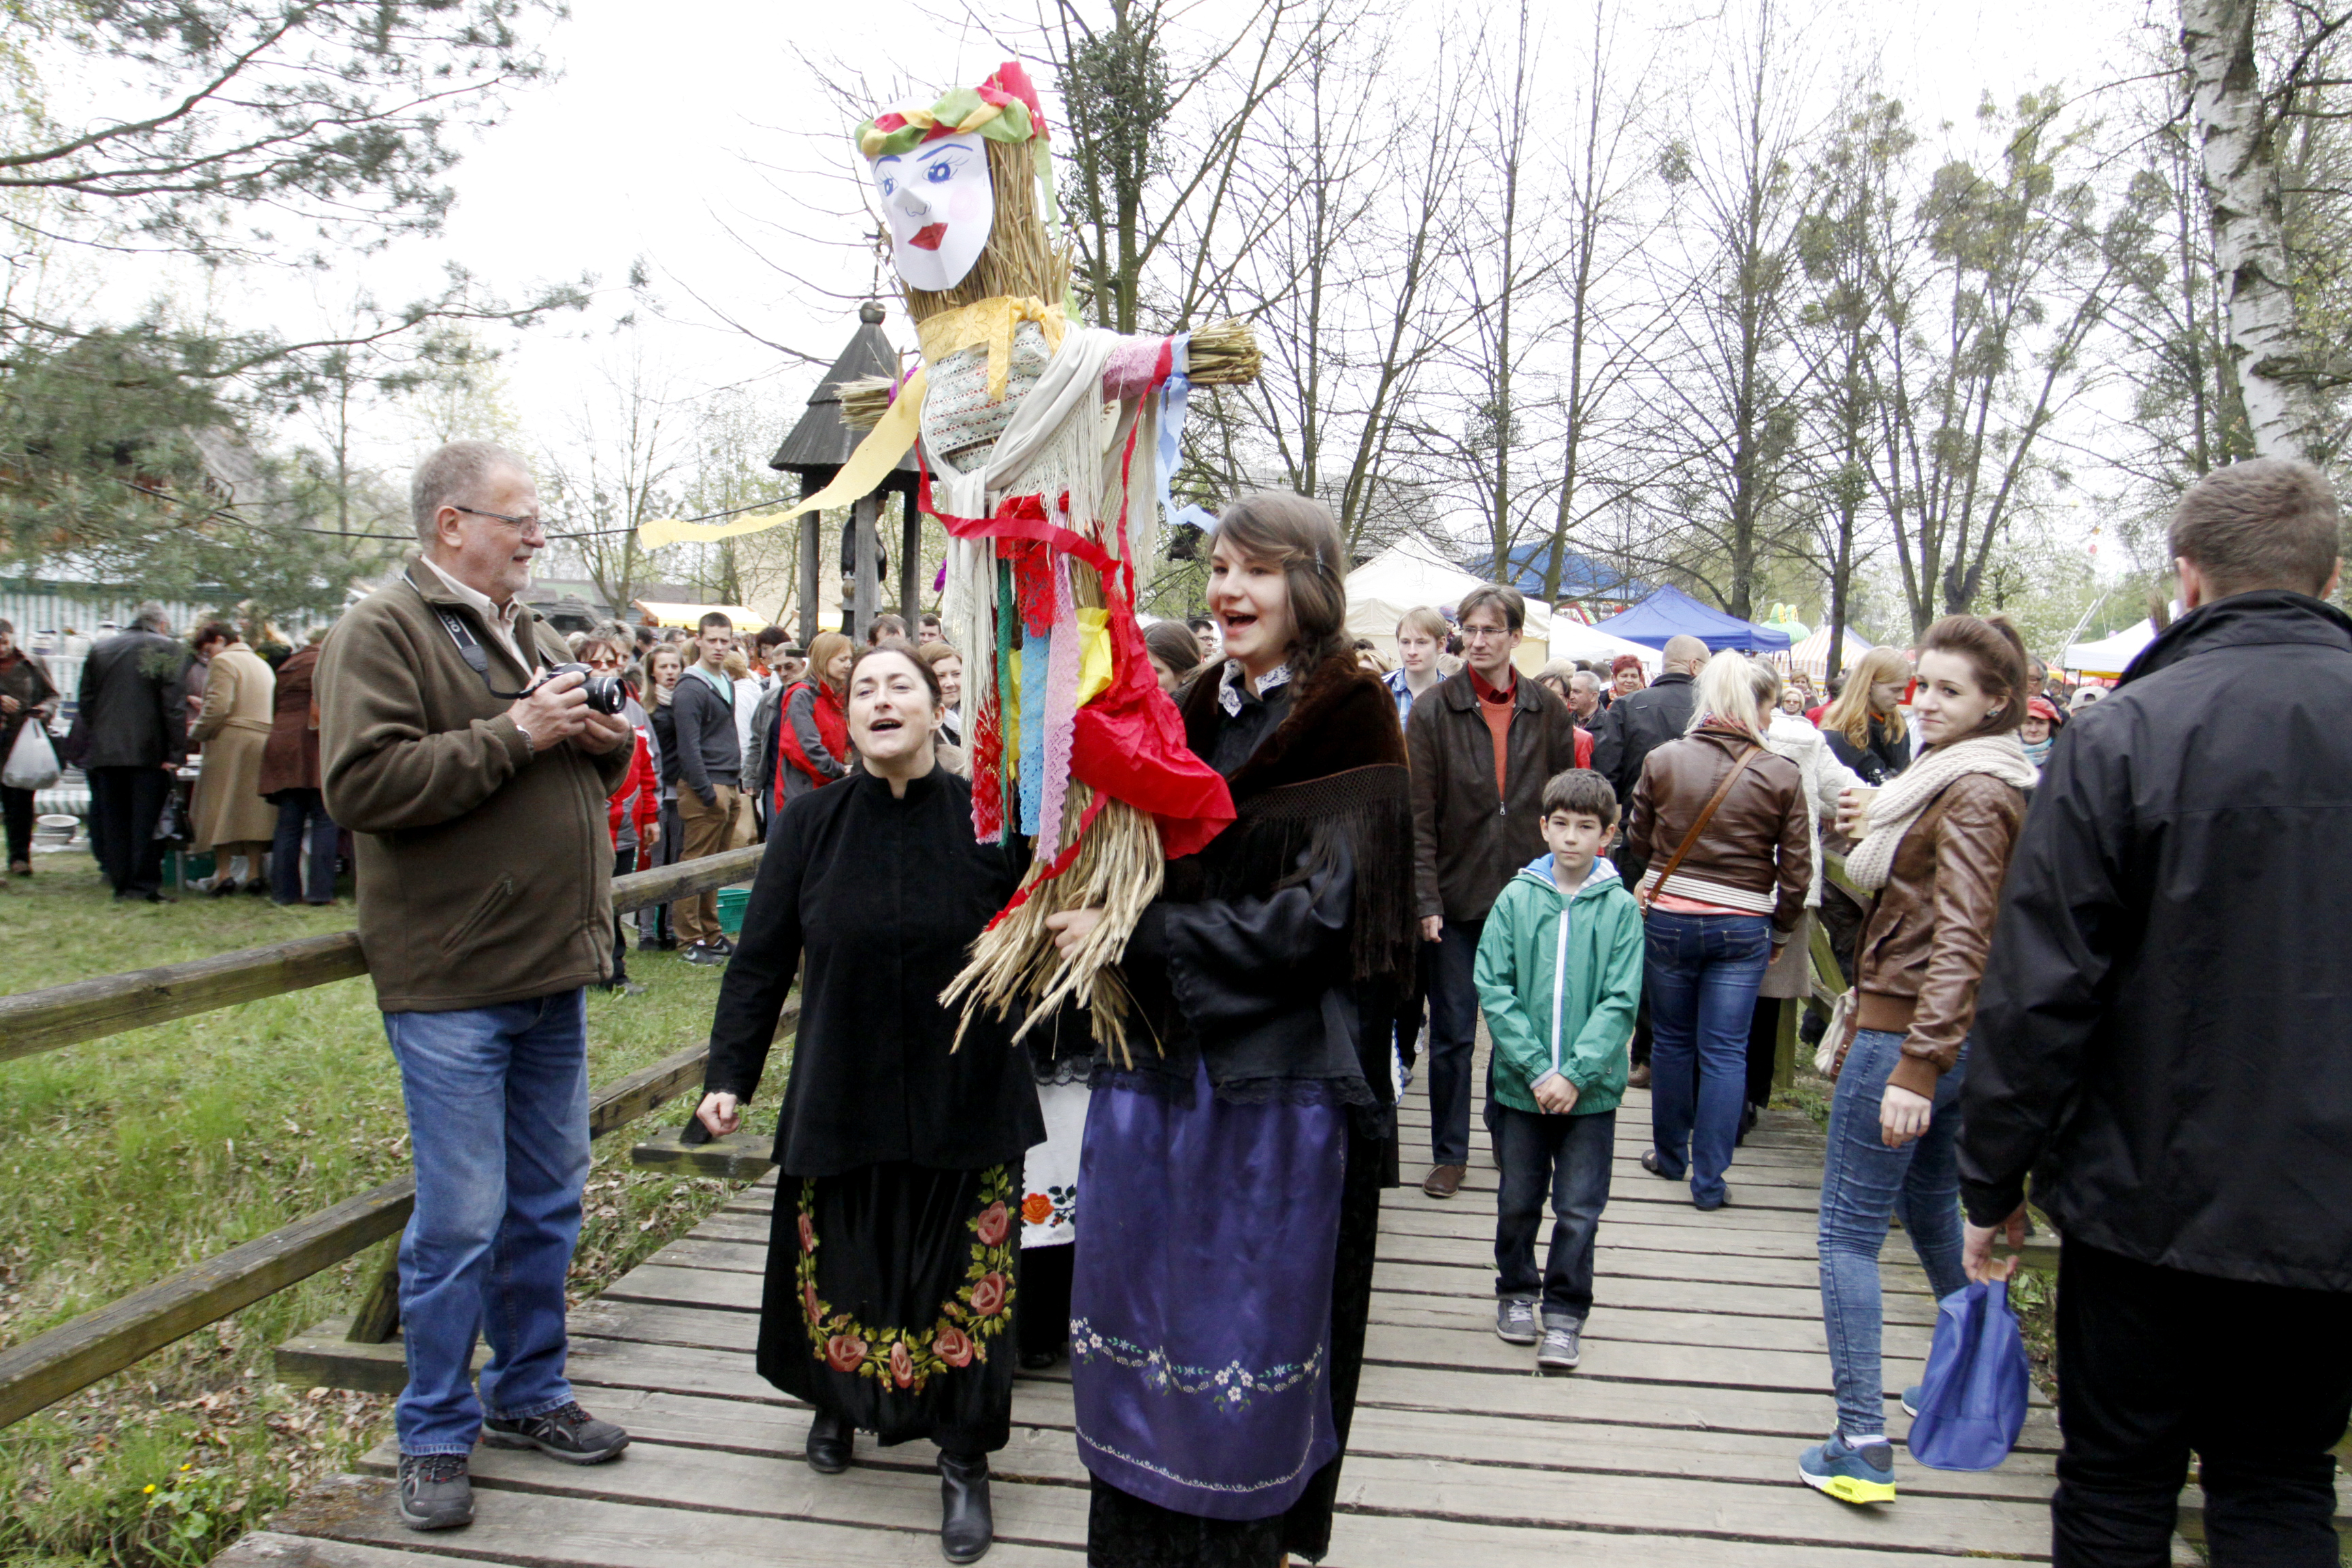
left=223, top=1069, right=2073, bottom=1568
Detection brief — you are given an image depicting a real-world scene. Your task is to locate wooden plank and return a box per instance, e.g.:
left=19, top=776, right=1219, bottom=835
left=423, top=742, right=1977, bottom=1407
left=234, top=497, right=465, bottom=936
left=264, top=1473, right=1084, bottom=1568
left=5, top=1030, right=754, bottom=1427
left=593, top=1260, right=1931, bottom=1361
left=212, top=1529, right=503, bottom=1568
left=0, top=847, right=762, bottom=1064
left=543, top=1377, right=2063, bottom=1508
left=630, top=1125, right=776, bottom=1180
left=0, top=931, right=369, bottom=1064
left=0, top=1177, right=415, bottom=1428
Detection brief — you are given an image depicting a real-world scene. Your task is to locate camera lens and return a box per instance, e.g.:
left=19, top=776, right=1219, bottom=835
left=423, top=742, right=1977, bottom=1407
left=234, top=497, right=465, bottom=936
left=584, top=674, right=625, bottom=715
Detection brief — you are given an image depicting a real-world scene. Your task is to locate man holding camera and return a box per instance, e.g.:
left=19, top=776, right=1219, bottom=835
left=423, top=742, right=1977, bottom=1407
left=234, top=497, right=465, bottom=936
left=319, top=441, right=637, bottom=1533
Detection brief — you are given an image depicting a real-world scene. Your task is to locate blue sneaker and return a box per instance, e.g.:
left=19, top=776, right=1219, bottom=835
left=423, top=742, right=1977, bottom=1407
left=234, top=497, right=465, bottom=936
left=1901, top=1385, right=1923, bottom=1418
left=1798, top=1432, right=1896, bottom=1504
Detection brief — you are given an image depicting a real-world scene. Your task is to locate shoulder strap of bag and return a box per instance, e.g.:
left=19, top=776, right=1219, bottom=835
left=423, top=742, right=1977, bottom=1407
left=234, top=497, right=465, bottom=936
left=1641, top=744, right=1762, bottom=911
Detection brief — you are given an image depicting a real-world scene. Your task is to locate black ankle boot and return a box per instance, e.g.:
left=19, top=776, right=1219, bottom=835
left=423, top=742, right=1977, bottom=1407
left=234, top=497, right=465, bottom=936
left=938, top=1450, right=992, bottom=1563
left=804, top=1408, right=853, bottom=1475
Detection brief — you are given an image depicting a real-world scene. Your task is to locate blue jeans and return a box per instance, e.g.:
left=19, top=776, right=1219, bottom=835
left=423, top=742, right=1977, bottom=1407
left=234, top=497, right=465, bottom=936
left=270, top=788, right=338, bottom=904
left=1817, top=1026, right=1969, bottom=1439
left=1424, top=917, right=1483, bottom=1165
left=1492, top=1106, right=1616, bottom=1325
left=1644, top=911, right=1771, bottom=1206
left=382, top=990, right=591, bottom=1455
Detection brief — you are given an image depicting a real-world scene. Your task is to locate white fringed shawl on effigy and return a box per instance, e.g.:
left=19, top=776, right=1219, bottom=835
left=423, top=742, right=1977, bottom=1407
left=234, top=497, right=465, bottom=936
left=1842, top=733, right=2040, bottom=892
left=927, top=325, right=1142, bottom=732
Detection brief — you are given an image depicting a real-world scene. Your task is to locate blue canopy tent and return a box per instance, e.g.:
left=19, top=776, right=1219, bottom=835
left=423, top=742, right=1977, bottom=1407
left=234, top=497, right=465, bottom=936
left=1459, top=542, right=1653, bottom=604
left=1595, top=585, right=1792, bottom=653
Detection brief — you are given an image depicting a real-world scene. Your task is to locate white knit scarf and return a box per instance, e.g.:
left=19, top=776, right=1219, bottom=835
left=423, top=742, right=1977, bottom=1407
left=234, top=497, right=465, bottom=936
left=1843, top=733, right=2039, bottom=892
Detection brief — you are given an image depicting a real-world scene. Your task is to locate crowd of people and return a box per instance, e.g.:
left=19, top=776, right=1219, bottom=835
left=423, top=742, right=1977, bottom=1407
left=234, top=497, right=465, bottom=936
left=144, top=436, right=2343, bottom=1568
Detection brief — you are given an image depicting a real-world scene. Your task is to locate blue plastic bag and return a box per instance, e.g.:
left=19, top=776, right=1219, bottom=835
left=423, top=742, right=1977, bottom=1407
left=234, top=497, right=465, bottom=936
left=1906, top=1279, right=2029, bottom=1471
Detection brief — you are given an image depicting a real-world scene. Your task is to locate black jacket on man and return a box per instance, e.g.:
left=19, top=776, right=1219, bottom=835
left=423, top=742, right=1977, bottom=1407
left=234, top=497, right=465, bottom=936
left=1959, top=591, right=2352, bottom=1292
left=669, top=666, right=740, bottom=805
left=76, top=629, right=189, bottom=768
left=1590, top=669, right=1697, bottom=806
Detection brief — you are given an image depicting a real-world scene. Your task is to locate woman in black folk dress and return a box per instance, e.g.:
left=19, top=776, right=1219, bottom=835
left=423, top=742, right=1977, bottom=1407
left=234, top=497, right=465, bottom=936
left=696, top=641, right=1045, bottom=1565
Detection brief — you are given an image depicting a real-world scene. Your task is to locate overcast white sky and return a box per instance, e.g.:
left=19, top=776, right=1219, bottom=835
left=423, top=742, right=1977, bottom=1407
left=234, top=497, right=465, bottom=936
left=200, top=0, right=2169, bottom=541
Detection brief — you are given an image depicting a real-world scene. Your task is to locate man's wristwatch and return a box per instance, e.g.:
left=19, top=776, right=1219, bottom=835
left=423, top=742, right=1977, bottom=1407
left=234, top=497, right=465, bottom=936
left=512, top=717, right=536, bottom=752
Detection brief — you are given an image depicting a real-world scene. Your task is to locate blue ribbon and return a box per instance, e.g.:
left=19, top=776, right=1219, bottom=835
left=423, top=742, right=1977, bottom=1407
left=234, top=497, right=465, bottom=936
left=1158, top=331, right=1219, bottom=539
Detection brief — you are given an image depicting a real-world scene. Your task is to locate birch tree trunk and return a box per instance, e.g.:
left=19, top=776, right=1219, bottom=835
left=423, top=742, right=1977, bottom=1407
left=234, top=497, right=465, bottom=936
left=2182, top=0, right=2310, bottom=457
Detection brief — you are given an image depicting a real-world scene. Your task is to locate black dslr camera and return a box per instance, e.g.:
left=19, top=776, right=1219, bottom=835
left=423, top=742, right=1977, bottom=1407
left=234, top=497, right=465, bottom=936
left=540, top=662, right=627, bottom=716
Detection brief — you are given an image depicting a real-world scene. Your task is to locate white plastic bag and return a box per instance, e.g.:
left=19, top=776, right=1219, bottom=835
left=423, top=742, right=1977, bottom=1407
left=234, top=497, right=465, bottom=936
left=2, top=719, right=61, bottom=791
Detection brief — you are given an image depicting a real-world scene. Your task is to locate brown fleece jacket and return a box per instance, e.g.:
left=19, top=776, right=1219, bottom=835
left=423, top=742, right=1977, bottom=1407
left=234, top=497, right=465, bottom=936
left=317, top=557, right=632, bottom=1012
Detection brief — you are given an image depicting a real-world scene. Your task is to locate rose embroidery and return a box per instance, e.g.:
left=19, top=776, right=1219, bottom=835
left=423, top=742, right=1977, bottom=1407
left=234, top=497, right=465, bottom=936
left=796, top=1167, right=1018, bottom=1388
left=1021, top=1192, right=1053, bottom=1226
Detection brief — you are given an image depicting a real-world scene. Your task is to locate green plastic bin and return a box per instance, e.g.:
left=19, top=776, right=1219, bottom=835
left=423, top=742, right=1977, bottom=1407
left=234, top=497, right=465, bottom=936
left=716, top=886, right=751, bottom=936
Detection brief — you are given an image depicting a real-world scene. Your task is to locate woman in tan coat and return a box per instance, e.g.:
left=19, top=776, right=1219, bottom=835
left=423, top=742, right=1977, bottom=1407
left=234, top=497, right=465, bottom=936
left=189, top=621, right=278, bottom=894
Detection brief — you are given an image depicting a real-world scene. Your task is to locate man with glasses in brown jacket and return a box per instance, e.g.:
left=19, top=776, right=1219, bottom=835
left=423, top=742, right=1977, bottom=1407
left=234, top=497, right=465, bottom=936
left=319, top=441, right=639, bottom=1533
left=1407, top=583, right=1584, bottom=1197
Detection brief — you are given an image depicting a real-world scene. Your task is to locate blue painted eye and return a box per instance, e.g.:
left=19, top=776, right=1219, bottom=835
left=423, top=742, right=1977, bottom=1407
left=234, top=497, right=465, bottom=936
left=925, top=159, right=956, bottom=183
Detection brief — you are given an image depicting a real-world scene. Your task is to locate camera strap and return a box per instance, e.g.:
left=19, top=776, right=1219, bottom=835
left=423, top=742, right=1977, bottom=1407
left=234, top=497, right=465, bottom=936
left=433, top=607, right=538, bottom=700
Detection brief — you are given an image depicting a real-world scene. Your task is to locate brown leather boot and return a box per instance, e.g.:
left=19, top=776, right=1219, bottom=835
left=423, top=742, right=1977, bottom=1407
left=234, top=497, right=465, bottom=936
left=1421, top=1162, right=1466, bottom=1198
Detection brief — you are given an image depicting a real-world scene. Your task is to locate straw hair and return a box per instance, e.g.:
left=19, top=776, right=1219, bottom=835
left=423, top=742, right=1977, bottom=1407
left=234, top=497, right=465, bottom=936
left=1821, top=646, right=1912, bottom=749
left=898, top=138, right=1067, bottom=324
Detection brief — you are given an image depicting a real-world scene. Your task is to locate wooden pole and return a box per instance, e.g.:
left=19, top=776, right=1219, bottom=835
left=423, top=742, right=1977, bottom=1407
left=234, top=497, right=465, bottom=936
left=898, top=487, right=920, bottom=629
left=851, top=494, right=879, bottom=642
left=797, top=478, right=821, bottom=647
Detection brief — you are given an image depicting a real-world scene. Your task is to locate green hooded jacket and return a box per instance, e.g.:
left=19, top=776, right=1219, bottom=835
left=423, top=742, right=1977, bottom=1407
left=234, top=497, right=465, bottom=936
left=1474, top=852, right=1646, bottom=1116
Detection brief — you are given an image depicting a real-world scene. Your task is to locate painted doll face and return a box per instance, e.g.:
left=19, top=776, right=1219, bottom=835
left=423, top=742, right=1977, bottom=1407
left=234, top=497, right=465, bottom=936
left=869, top=132, right=994, bottom=292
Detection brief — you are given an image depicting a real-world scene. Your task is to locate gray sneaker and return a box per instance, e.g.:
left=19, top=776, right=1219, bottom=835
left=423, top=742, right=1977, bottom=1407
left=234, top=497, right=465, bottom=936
left=1537, top=1322, right=1583, bottom=1372
left=396, top=1453, right=474, bottom=1531
left=482, top=1401, right=630, bottom=1464
left=1495, top=1298, right=1539, bottom=1345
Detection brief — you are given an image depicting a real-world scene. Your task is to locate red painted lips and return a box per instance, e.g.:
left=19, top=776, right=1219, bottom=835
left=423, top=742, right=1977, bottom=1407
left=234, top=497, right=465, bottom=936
left=909, top=222, right=948, bottom=251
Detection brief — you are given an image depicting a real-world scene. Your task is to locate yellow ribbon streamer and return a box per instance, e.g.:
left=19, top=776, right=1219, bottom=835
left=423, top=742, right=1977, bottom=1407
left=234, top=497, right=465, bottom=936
left=916, top=296, right=1066, bottom=404
left=635, top=369, right=928, bottom=550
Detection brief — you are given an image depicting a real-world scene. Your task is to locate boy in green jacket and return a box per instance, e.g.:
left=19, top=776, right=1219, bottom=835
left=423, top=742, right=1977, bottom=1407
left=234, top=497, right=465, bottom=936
left=1474, top=768, right=1645, bottom=1371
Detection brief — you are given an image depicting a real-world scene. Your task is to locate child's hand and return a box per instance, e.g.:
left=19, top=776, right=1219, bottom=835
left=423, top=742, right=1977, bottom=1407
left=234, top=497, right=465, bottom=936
left=1533, top=1074, right=1579, bottom=1115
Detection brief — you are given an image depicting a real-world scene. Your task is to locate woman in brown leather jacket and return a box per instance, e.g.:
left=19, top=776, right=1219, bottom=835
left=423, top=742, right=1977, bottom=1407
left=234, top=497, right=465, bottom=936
left=1797, top=615, right=2038, bottom=1507
left=1625, top=655, right=1811, bottom=1211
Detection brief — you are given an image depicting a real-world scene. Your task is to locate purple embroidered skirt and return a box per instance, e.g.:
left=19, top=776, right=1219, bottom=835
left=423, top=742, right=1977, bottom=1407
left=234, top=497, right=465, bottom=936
left=1070, top=1063, right=1347, bottom=1520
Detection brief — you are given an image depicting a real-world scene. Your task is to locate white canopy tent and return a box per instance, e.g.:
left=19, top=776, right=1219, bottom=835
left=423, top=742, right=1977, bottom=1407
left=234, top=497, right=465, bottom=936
left=1786, top=624, right=1874, bottom=681
left=2064, top=620, right=2158, bottom=677
left=1345, top=544, right=1551, bottom=675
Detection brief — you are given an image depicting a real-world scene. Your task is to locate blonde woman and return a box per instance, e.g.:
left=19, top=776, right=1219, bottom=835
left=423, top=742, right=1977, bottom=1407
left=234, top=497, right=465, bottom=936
left=1624, top=655, right=1812, bottom=1210
left=1818, top=648, right=1912, bottom=784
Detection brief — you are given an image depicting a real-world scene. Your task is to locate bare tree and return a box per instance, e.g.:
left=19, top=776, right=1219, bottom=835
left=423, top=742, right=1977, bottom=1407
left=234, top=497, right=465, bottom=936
left=541, top=345, right=690, bottom=618
left=1636, top=0, right=1812, bottom=621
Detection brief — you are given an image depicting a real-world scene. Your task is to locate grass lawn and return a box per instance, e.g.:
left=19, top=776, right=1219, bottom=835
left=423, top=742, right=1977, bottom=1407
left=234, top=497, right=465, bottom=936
left=0, top=852, right=768, bottom=1567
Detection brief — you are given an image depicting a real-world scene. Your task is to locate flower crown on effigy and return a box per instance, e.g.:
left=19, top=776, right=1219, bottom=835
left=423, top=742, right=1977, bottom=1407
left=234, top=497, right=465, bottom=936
left=855, top=61, right=1049, bottom=157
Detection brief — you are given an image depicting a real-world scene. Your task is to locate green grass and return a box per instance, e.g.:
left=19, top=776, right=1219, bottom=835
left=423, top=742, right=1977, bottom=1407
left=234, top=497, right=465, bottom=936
left=0, top=853, right=765, bottom=1567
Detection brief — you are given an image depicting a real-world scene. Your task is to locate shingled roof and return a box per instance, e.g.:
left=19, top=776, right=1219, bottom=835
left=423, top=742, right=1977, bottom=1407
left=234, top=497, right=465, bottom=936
left=768, top=301, right=921, bottom=491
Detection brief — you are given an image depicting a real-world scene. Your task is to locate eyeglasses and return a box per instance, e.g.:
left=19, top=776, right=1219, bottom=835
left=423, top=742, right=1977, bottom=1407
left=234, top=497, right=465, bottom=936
left=1459, top=623, right=1514, bottom=642
left=451, top=504, right=547, bottom=536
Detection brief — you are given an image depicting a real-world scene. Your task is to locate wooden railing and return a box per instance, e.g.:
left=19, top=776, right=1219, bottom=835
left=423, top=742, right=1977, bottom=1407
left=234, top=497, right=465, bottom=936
left=0, top=845, right=769, bottom=1430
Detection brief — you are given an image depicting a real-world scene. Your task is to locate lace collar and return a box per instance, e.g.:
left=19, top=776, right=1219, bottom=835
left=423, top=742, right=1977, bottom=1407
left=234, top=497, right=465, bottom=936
left=1218, top=658, right=1292, bottom=717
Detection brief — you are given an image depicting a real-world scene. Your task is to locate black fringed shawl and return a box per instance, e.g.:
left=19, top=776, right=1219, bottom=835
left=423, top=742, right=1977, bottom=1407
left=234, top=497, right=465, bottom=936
left=1107, top=656, right=1418, bottom=1105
